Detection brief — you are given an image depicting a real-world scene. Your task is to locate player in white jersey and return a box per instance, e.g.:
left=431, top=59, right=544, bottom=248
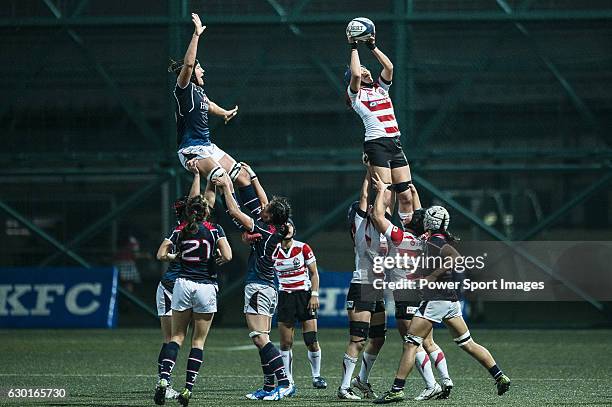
left=346, top=33, right=414, bottom=226
left=370, top=177, right=454, bottom=401
left=273, top=219, right=327, bottom=390
left=338, top=170, right=388, bottom=400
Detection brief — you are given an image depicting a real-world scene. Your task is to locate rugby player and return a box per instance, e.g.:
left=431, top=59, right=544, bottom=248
left=370, top=195, right=511, bottom=403
left=346, top=34, right=413, bottom=223
left=154, top=195, right=232, bottom=406
left=214, top=174, right=295, bottom=401
left=370, top=179, right=453, bottom=400
left=273, top=218, right=327, bottom=389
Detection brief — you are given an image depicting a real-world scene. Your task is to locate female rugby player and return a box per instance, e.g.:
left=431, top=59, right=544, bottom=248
left=346, top=34, right=414, bottom=224
left=372, top=201, right=511, bottom=404
left=338, top=169, right=387, bottom=400
left=155, top=195, right=232, bottom=406
left=169, top=13, right=263, bottom=221
left=214, top=173, right=295, bottom=401
left=273, top=219, right=327, bottom=389
left=370, top=178, right=453, bottom=400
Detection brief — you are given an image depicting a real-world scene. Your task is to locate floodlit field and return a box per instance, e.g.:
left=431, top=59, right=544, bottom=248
left=2, top=328, right=611, bottom=406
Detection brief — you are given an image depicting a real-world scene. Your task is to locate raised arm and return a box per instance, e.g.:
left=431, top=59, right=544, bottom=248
left=241, top=162, right=268, bottom=206
left=371, top=173, right=393, bottom=234
left=156, top=239, right=177, bottom=262
left=208, top=101, right=238, bottom=124
left=366, top=37, right=393, bottom=83
left=409, top=183, right=421, bottom=210
left=216, top=237, right=232, bottom=264
left=186, top=158, right=201, bottom=198
left=358, top=168, right=371, bottom=212
left=348, top=37, right=362, bottom=93
left=214, top=174, right=254, bottom=231
left=177, top=13, right=206, bottom=89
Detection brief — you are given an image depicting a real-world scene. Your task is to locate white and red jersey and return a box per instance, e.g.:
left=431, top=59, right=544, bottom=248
left=348, top=78, right=401, bottom=141
left=384, top=224, right=425, bottom=283
left=351, top=208, right=388, bottom=284
left=273, top=240, right=316, bottom=292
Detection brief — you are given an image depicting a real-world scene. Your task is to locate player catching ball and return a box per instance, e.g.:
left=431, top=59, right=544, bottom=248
left=345, top=29, right=414, bottom=223
left=273, top=218, right=327, bottom=390
left=168, top=13, right=264, bottom=221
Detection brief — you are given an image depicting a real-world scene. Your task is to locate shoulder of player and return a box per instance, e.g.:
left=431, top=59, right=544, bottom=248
left=427, top=234, right=447, bottom=247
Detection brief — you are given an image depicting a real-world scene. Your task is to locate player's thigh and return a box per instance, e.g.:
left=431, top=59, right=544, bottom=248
left=443, top=315, right=470, bottom=338
left=391, top=164, right=411, bottom=184
left=195, top=156, right=221, bottom=176
left=278, top=322, right=295, bottom=346
left=396, top=319, right=411, bottom=337
left=370, top=310, right=386, bottom=327
left=191, top=312, right=214, bottom=347
left=407, top=316, right=434, bottom=339
left=302, top=318, right=318, bottom=333
left=370, top=165, right=392, bottom=183
left=246, top=313, right=273, bottom=333
left=171, top=308, right=192, bottom=340
left=348, top=308, right=372, bottom=323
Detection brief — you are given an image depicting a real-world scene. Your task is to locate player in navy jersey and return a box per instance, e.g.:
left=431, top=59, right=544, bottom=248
left=345, top=33, right=414, bottom=228
left=373, top=204, right=511, bottom=404
left=213, top=173, right=295, bottom=401
left=155, top=195, right=232, bottom=406
left=168, top=13, right=264, bottom=222
left=273, top=219, right=328, bottom=390
left=370, top=177, right=453, bottom=400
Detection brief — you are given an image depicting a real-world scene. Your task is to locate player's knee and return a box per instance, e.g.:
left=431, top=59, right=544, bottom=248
left=423, top=338, right=437, bottom=352
left=171, top=334, right=185, bottom=347
left=280, top=337, right=294, bottom=350
left=403, top=333, right=424, bottom=348
left=207, top=166, right=226, bottom=182
left=368, top=324, right=387, bottom=350
left=391, top=181, right=412, bottom=195
left=453, top=330, right=474, bottom=350
left=249, top=330, right=269, bottom=348
left=349, top=321, right=369, bottom=341
left=303, top=331, right=318, bottom=347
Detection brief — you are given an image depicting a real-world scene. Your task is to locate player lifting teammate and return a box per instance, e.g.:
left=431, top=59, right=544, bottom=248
left=370, top=178, right=454, bottom=400
left=346, top=33, right=414, bottom=223
left=214, top=174, right=295, bottom=401
left=370, top=189, right=511, bottom=403
left=168, top=13, right=264, bottom=222
left=338, top=170, right=388, bottom=400
left=273, top=218, right=327, bottom=390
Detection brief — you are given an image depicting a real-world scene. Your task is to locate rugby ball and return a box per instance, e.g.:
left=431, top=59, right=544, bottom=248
left=346, top=17, right=375, bottom=41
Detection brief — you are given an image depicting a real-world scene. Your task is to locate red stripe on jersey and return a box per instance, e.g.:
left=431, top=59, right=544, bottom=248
left=385, top=126, right=400, bottom=134
left=361, top=99, right=392, bottom=112
left=390, top=226, right=404, bottom=246
left=377, top=114, right=395, bottom=122
left=281, top=280, right=306, bottom=288
left=280, top=270, right=306, bottom=278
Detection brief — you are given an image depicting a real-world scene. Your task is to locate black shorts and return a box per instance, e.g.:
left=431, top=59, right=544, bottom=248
left=363, top=136, right=408, bottom=169
left=277, top=290, right=317, bottom=324
left=346, top=283, right=385, bottom=313
left=393, top=288, right=421, bottom=320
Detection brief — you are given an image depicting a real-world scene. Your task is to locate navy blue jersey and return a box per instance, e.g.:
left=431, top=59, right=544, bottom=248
left=161, top=225, right=182, bottom=292
left=174, top=82, right=211, bottom=150
left=171, top=221, right=226, bottom=284
left=421, top=233, right=458, bottom=301
left=245, top=220, right=286, bottom=288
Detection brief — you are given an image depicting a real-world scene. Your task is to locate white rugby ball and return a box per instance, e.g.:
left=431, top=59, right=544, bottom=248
left=346, top=17, right=375, bottom=41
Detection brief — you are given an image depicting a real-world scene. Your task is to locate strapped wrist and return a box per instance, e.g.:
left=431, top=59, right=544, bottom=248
left=366, top=42, right=377, bottom=50
left=350, top=42, right=358, bottom=50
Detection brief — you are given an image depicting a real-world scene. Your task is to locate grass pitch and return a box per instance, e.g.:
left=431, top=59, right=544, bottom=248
left=1, top=328, right=611, bottom=406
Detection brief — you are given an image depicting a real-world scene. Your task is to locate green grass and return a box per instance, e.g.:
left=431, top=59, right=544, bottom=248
left=1, top=328, right=611, bottom=406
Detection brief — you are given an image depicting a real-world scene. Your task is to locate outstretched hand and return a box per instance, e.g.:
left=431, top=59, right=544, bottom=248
left=372, top=173, right=390, bottom=192
left=224, top=105, right=238, bottom=124
left=192, top=13, right=206, bottom=36
left=186, top=158, right=199, bottom=174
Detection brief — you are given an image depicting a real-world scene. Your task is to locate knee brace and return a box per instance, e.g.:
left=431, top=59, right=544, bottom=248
left=349, top=321, right=370, bottom=342
left=303, top=331, right=318, bottom=347
left=453, top=331, right=473, bottom=347
left=249, top=330, right=268, bottom=339
left=228, top=162, right=242, bottom=182
left=369, top=323, right=387, bottom=339
left=391, top=181, right=412, bottom=193
left=207, top=166, right=226, bottom=182
left=403, top=333, right=424, bottom=346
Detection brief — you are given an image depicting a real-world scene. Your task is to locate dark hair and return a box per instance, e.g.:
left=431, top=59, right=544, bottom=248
left=268, top=196, right=291, bottom=228
left=179, top=195, right=210, bottom=243
left=404, top=208, right=426, bottom=236
left=173, top=196, right=188, bottom=223
left=168, top=58, right=201, bottom=84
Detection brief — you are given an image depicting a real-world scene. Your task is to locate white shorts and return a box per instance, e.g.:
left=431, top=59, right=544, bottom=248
left=244, top=283, right=278, bottom=317
left=172, top=278, right=218, bottom=314
left=177, top=143, right=228, bottom=170
left=156, top=282, right=173, bottom=317
left=415, top=300, right=462, bottom=324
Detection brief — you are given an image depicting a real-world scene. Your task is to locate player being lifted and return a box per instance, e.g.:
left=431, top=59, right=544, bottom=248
left=346, top=33, right=414, bottom=223
left=213, top=173, right=295, bottom=401
left=370, top=182, right=511, bottom=403
left=338, top=169, right=388, bottom=400
left=168, top=13, right=265, bottom=222
left=155, top=194, right=232, bottom=406
left=273, top=218, right=327, bottom=390
left=370, top=180, right=454, bottom=400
